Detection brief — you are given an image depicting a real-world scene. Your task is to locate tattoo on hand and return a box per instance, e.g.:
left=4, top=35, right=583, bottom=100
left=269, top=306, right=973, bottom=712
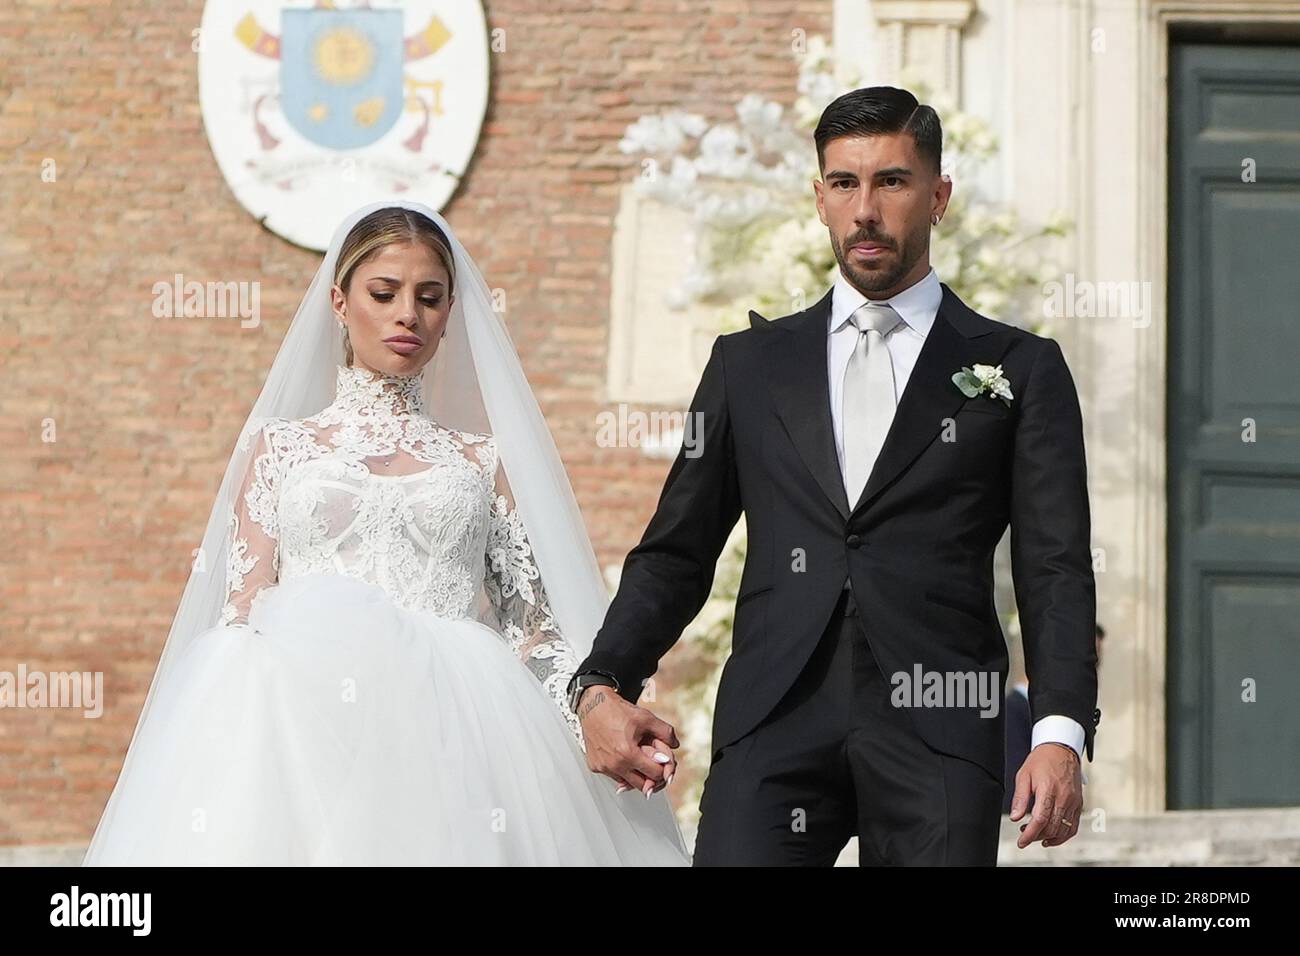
left=579, top=690, right=606, bottom=722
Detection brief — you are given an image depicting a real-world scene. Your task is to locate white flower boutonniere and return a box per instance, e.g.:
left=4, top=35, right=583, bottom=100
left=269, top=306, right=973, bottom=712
left=952, top=363, right=1014, bottom=407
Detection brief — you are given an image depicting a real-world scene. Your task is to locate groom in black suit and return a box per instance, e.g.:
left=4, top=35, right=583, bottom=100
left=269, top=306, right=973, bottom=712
left=568, top=87, right=1100, bottom=865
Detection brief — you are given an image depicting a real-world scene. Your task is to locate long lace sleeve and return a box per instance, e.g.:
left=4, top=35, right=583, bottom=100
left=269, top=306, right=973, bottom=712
left=483, top=450, right=584, bottom=747
left=220, top=424, right=283, bottom=628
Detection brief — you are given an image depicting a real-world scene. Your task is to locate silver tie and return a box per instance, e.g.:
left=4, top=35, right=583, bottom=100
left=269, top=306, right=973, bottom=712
left=842, top=301, right=902, bottom=506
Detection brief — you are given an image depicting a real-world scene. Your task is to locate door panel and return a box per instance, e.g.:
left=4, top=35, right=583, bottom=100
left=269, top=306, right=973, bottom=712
left=1168, top=41, right=1300, bottom=808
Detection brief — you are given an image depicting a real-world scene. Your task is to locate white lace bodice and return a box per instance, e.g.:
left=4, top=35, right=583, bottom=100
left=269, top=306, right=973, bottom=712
left=220, top=363, right=582, bottom=741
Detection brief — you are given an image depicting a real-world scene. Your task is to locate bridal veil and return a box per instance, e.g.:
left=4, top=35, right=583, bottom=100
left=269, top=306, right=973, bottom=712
left=88, top=199, right=685, bottom=857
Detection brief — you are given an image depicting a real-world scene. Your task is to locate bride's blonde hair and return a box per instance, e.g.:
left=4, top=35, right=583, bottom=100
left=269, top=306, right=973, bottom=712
left=333, top=207, right=457, bottom=366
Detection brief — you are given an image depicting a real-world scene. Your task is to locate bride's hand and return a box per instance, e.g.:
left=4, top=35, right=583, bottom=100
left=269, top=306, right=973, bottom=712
left=636, top=738, right=677, bottom=796
left=577, top=686, right=679, bottom=797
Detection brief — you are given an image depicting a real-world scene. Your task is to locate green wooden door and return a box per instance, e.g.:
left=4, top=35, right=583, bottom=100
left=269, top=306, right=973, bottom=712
left=1168, top=41, right=1300, bottom=808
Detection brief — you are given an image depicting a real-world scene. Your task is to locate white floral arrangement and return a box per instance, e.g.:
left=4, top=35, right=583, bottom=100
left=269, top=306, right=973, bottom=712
left=953, top=363, right=1015, bottom=406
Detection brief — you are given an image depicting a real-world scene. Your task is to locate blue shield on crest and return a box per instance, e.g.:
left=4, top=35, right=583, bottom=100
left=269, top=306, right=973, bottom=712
left=280, top=8, right=405, bottom=150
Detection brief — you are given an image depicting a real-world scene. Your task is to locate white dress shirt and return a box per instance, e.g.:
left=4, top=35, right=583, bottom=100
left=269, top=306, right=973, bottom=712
left=826, top=267, right=1086, bottom=760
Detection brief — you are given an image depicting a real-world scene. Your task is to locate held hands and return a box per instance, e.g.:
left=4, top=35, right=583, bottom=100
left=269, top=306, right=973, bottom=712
left=1010, top=741, right=1084, bottom=848
left=577, top=686, right=679, bottom=798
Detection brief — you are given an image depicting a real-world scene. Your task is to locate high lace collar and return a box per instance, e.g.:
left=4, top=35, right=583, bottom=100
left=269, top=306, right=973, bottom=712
left=332, top=363, right=429, bottom=419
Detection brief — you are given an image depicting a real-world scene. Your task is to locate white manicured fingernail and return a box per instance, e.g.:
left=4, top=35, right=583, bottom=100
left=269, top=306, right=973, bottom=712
left=653, top=752, right=670, bottom=764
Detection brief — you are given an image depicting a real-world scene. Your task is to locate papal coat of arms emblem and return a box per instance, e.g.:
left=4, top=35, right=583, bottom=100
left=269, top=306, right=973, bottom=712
left=278, top=7, right=407, bottom=149
left=199, top=1, right=490, bottom=250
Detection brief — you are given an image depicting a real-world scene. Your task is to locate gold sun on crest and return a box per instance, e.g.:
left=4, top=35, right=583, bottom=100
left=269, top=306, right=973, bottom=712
left=312, top=27, right=375, bottom=85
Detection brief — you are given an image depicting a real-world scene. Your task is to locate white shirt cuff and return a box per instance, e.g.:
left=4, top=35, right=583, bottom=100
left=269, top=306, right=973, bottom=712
left=1031, top=715, right=1085, bottom=760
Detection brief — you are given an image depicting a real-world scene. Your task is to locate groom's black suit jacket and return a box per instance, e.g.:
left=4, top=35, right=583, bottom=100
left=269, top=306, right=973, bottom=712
left=579, top=283, right=1100, bottom=782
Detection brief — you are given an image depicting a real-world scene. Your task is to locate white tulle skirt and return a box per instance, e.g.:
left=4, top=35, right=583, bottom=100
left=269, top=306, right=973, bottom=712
left=83, top=572, right=689, bottom=866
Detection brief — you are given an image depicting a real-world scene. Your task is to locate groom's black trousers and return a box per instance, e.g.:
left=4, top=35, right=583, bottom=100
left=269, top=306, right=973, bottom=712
left=693, top=586, right=1004, bottom=866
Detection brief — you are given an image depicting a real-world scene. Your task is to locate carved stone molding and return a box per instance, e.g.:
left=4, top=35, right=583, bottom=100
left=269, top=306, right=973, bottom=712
left=870, top=0, right=975, bottom=100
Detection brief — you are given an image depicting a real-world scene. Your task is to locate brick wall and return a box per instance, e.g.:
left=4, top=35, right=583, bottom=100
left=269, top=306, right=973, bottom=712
left=0, top=0, right=831, bottom=844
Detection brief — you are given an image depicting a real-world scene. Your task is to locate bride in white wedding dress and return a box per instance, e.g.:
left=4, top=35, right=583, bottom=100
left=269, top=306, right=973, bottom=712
left=82, top=201, right=688, bottom=866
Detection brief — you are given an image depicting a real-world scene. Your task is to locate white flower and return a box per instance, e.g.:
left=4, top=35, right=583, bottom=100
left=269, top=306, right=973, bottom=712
left=735, top=94, right=783, bottom=135
left=954, top=364, right=1014, bottom=405
left=618, top=111, right=707, bottom=156
left=972, top=364, right=1014, bottom=401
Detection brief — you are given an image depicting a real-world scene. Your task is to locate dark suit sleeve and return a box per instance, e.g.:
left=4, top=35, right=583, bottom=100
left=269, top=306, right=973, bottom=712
left=576, top=335, right=742, bottom=702
left=1009, top=337, right=1100, bottom=760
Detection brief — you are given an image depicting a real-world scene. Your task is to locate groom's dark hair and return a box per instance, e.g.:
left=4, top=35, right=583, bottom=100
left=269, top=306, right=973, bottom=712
left=814, top=86, right=942, bottom=175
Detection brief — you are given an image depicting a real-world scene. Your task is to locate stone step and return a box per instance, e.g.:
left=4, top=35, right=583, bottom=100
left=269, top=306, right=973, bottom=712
left=998, top=808, right=1300, bottom=866
left=7, top=808, right=1299, bottom=866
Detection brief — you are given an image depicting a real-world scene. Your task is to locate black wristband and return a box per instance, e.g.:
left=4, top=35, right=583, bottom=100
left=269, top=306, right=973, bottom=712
left=567, top=670, right=619, bottom=714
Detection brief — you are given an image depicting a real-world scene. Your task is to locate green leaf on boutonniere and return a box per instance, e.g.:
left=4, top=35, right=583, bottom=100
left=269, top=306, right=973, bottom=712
left=952, top=368, right=982, bottom=398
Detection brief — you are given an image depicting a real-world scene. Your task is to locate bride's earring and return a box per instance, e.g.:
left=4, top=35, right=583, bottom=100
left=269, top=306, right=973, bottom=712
left=338, top=319, right=352, bottom=365
left=931, top=213, right=941, bottom=226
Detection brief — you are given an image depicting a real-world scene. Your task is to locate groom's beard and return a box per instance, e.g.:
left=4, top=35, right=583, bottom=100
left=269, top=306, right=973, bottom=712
left=831, top=221, right=927, bottom=295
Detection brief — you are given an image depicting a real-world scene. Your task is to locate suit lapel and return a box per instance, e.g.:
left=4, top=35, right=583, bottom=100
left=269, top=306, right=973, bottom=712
left=850, top=284, right=1008, bottom=515
left=761, top=289, right=851, bottom=520
left=760, top=282, right=1011, bottom=524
